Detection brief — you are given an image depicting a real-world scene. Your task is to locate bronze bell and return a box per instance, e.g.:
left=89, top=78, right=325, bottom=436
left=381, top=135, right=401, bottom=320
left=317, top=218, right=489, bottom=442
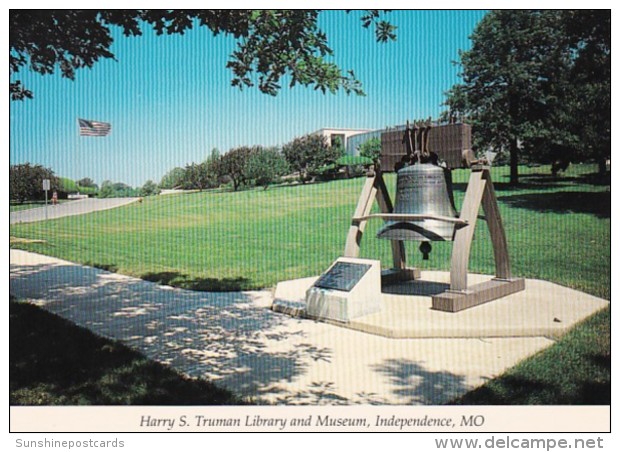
left=377, top=163, right=458, bottom=246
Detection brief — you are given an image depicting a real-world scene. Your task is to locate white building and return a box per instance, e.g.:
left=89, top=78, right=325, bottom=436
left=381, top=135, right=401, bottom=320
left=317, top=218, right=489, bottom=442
left=312, top=126, right=412, bottom=156
left=311, top=128, right=373, bottom=154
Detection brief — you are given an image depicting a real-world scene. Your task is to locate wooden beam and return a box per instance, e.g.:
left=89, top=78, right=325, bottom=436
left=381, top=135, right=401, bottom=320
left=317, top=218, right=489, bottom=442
left=352, top=213, right=468, bottom=226
left=481, top=169, right=512, bottom=279
left=344, top=175, right=377, bottom=257
left=449, top=169, right=486, bottom=291
left=432, top=278, right=525, bottom=312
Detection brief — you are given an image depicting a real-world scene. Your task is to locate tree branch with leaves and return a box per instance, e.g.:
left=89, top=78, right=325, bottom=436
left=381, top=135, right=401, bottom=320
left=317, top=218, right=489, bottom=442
left=10, top=10, right=396, bottom=100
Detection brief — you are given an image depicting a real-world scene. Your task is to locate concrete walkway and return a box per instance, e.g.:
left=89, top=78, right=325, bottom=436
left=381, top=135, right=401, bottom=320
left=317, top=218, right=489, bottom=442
left=10, top=198, right=139, bottom=224
left=9, top=249, right=561, bottom=405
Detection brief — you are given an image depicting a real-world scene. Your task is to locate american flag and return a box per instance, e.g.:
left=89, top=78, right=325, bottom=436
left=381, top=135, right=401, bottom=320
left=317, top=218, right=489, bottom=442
left=78, top=118, right=111, bottom=137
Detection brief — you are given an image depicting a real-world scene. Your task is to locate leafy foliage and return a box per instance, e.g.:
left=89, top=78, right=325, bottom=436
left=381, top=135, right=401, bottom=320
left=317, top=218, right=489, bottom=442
left=159, top=167, right=186, bottom=189
left=562, top=10, right=611, bottom=176
left=9, top=163, right=60, bottom=204
left=282, top=134, right=342, bottom=183
left=140, top=180, right=160, bottom=197
left=216, top=146, right=256, bottom=191
left=182, top=162, right=217, bottom=190
left=76, top=178, right=99, bottom=196
left=10, top=10, right=395, bottom=100
left=245, top=147, right=289, bottom=190
left=60, top=178, right=78, bottom=194
left=98, top=180, right=139, bottom=198
left=444, top=10, right=610, bottom=183
left=77, top=177, right=97, bottom=189
left=358, top=137, right=382, bottom=164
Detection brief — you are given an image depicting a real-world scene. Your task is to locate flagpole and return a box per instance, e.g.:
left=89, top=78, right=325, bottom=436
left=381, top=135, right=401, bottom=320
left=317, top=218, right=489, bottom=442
left=77, top=118, right=80, bottom=198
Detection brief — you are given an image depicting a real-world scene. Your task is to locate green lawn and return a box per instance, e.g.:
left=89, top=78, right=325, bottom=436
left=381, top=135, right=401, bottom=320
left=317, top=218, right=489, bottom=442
left=10, top=298, right=242, bottom=405
left=10, top=163, right=610, bottom=404
left=10, top=164, right=610, bottom=299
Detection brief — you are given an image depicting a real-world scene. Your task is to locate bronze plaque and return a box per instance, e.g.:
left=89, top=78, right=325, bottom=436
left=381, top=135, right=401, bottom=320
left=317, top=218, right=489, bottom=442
left=314, top=262, right=371, bottom=292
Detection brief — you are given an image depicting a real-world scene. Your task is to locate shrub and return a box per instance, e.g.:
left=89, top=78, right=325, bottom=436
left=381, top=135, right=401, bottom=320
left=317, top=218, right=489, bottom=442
left=60, top=177, right=78, bottom=194
left=140, top=180, right=160, bottom=197
left=76, top=177, right=97, bottom=188
left=182, top=162, right=218, bottom=190
left=336, top=155, right=373, bottom=179
left=10, top=163, right=60, bottom=204
left=245, top=147, right=289, bottom=189
left=98, top=181, right=139, bottom=198
left=358, top=137, right=381, bottom=164
left=159, top=167, right=186, bottom=189
left=282, top=134, right=342, bottom=183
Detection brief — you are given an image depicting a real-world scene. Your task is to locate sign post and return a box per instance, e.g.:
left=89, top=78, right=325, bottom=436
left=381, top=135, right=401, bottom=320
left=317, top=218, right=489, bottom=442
left=42, top=179, right=50, bottom=220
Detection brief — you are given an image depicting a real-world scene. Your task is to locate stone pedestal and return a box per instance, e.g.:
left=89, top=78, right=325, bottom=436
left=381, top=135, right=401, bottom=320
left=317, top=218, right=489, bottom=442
left=306, top=257, right=381, bottom=323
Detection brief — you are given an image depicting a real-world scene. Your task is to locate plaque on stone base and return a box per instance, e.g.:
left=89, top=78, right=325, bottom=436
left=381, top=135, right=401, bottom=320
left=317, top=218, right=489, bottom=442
left=306, top=257, right=381, bottom=322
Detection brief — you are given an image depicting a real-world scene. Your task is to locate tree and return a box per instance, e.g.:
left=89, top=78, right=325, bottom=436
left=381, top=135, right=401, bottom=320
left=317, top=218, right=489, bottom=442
left=182, top=162, right=217, bottom=190
left=444, top=10, right=610, bottom=183
left=444, top=11, right=574, bottom=185
left=282, top=134, right=341, bottom=183
left=77, top=177, right=97, bottom=188
left=159, top=167, right=186, bottom=189
left=10, top=163, right=60, bottom=204
left=10, top=10, right=395, bottom=101
left=140, top=180, right=160, bottom=196
left=358, top=137, right=382, bottom=164
left=99, top=180, right=138, bottom=198
left=245, top=147, right=289, bottom=190
left=217, top=146, right=256, bottom=191
left=562, top=10, right=610, bottom=178
left=59, top=178, right=78, bottom=194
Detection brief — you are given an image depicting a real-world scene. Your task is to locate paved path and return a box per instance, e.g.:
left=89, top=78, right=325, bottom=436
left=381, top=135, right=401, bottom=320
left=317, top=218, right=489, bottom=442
left=10, top=198, right=139, bottom=224
left=9, top=250, right=553, bottom=405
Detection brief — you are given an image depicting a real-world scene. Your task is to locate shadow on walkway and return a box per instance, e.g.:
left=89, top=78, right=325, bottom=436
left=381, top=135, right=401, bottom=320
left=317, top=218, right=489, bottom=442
left=9, top=261, right=313, bottom=399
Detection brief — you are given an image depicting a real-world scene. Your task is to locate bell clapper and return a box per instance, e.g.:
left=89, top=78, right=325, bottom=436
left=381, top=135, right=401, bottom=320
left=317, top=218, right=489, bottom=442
left=419, top=241, right=432, bottom=260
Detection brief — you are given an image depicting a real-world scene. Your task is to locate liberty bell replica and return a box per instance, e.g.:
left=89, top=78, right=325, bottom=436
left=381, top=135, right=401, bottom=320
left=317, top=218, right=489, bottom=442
left=331, top=118, right=525, bottom=313
left=376, top=121, right=457, bottom=258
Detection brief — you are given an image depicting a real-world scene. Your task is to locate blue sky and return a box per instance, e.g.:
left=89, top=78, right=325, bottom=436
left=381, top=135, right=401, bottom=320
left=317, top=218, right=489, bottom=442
left=9, top=10, right=486, bottom=187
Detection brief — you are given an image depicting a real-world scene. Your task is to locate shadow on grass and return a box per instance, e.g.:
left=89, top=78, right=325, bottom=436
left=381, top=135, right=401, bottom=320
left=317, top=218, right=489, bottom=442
left=451, top=374, right=610, bottom=405
left=141, top=271, right=251, bottom=291
left=451, top=181, right=571, bottom=194
left=520, top=171, right=611, bottom=187
left=86, top=262, right=118, bottom=273
left=498, top=191, right=610, bottom=218
left=578, top=172, right=611, bottom=186
left=10, top=300, right=241, bottom=405
left=452, top=170, right=610, bottom=194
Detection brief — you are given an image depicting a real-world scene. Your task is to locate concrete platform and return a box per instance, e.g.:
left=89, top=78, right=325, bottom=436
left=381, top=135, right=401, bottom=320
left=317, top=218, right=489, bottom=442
left=9, top=250, right=608, bottom=405
left=272, top=271, right=609, bottom=340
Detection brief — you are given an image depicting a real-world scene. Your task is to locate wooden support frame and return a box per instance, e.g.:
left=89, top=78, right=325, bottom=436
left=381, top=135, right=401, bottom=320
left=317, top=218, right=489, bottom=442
left=344, top=166, right=524, bottom=313
left=431, top=166, right=524, bottom=312
left=344, top=170, right=420, bottom=284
